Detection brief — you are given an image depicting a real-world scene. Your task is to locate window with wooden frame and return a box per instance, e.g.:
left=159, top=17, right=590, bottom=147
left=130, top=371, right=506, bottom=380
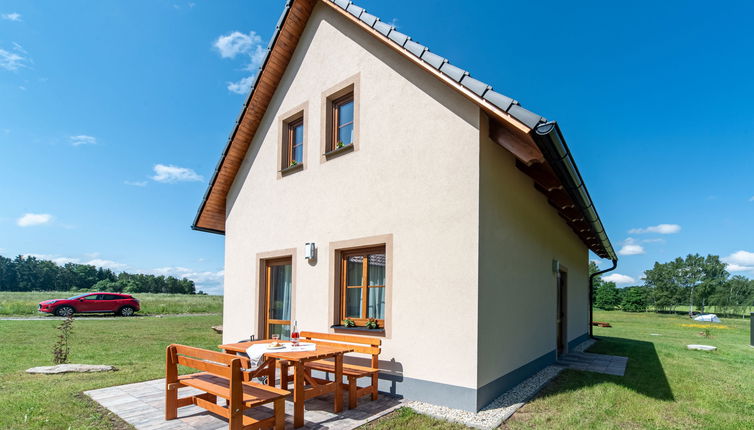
left=340, top=246, right=385, bottom=327
left=331, top=93, right=354, bottom=150
left=284, top=116, right=304, bottom=168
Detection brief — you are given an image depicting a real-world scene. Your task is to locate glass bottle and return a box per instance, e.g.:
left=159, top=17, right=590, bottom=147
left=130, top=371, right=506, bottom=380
left=291, top=320, right=299, bottom=346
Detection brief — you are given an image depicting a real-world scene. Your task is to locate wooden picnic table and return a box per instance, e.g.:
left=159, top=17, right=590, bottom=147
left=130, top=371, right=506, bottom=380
left=219, top=339, right=353, bottom=428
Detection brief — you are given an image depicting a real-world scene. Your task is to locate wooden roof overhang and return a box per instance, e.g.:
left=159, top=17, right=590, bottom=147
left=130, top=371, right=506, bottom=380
left=192, top=0, right=616, bottom=260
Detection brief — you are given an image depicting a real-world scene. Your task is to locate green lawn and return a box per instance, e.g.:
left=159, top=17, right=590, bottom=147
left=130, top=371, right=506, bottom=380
left=0, top=315, right=222, bottom=429
left=0, top=291, right=222, bottom=316
left=368, top=311, right=754, bottom=430
left=2, top=311, right=752, bottom=429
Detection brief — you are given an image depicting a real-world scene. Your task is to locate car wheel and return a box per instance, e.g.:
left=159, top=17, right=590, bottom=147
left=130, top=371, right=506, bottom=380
left=55, top=306, right=74, bottom=317
left=118, top=306, right=135, bottom=317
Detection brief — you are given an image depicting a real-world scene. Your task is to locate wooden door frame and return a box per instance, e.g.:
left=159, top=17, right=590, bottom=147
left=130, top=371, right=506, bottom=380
left=257, top=252, right=295, bottom=340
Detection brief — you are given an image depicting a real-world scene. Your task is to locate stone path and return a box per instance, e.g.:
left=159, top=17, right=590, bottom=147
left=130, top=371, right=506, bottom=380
left=85, top=378, right=403, bottom=430
left=557, top=351, right=628, bottom=376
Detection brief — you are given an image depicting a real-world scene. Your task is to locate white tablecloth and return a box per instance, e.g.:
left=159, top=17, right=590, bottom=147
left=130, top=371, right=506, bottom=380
left=246, top=342, right=316, bottom=368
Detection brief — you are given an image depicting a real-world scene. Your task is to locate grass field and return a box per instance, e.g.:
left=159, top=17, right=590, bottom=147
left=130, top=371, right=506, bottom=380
left=1, top=311, right=752, bottom=429
left=367, top=311, right=754, bottom=430
left=0, top=314, right=222, bottom=429
left=0, top=291, right=223, bottom=316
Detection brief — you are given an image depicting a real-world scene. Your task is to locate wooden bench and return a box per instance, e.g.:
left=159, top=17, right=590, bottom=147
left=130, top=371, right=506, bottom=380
left=290, top=331, right=381, bottom=409
left=166, top=344, right=289, bottom=430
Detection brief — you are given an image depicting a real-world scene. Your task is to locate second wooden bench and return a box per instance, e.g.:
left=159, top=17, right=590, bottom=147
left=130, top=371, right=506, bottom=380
left=281, top=331, right=381, bottom=409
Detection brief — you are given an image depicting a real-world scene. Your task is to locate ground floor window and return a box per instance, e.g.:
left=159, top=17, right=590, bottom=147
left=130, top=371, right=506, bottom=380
left=340, top=246, right=385, bottom=326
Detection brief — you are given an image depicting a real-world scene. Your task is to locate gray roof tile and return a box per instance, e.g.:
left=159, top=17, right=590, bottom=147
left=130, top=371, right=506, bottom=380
left=461, top=75, right=489, bottom=97
left=439, top=62, right=468, bottom=82
left=373, top=20, right=392, bottom=37
left=333, top=0, right=349, bottom=10
left=359, top=12, right=378, bottom=27
left=346, top=3, right=364, bottom=18
left=404, top=40, right=427, bottom=58
left=421, top=51, right=446, bottom=69
left=387, top=29, right=409, bottom=46
left=508, top=104, right=543, bottom=128
left=483, top=90, right=516, bottom=112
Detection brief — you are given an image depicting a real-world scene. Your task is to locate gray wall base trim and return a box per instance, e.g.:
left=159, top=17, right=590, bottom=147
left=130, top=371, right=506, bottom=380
left=568, top=332, right=590, bottom=350
left=476, top=349, right=556, bottom=410
left=312, top=337, right=591, bottom=413
left=309, top=369, right=478, bottom=411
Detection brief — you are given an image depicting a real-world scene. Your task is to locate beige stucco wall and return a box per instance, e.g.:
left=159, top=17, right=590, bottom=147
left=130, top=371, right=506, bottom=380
left=223, top=3, right=481, bottom=389
left=476, top=112, right=589, bottom=389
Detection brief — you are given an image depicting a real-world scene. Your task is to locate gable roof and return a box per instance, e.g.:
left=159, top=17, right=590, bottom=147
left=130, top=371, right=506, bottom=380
left=192, top=0, right=617, bottom=261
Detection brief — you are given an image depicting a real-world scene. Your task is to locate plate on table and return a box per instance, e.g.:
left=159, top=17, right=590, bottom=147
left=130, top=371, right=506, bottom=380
left=266, top=344, right=286, bottom=350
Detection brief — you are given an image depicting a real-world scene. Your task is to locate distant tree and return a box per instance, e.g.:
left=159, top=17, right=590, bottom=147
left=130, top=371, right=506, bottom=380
left=621, top=286, right=649, bottom=312
left=0, top=253, right=197, bottom=295
left=590, top=261, right=605, bottom=303
left=694, top=255, right=728, bottom=312
left=711, top=275, right=754, bottom=318
left=644, top=260, right=682, bottom=311
left=0, top=256, right=16, bottom=291
left=594, top=281, right=621, bottom=310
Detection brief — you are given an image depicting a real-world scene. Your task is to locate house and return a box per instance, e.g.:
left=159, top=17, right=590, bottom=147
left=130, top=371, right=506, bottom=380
left=193, top=0, right=617, bottom=412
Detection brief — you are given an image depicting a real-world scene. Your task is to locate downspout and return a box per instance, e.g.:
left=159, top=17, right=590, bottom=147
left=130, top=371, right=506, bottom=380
left=589, top=259, right=618, bottom=338
left=529, top=121, right=619, bottom=339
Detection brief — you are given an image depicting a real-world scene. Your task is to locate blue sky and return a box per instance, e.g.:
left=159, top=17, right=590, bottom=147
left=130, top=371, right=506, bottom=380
left=1, top=0, right=753, bottom=294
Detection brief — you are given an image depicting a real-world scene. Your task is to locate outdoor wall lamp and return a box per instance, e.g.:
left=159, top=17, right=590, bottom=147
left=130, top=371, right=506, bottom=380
left=305, top=242, right=316, bottom=260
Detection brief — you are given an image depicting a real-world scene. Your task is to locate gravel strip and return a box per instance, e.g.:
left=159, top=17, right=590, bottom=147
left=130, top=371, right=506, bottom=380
left=406, top=339, right=596, bottom=429
left=406, top=365, right=563, bottom=429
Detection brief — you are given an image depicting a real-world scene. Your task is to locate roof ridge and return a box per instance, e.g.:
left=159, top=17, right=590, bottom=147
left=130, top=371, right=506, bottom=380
left=326, top=0, right=546, bottom=129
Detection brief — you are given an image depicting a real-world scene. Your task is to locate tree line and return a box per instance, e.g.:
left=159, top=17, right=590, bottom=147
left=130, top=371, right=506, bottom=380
left=592, top=254, right=754, bottom=318
left=0, top=255, right=201, bottom=295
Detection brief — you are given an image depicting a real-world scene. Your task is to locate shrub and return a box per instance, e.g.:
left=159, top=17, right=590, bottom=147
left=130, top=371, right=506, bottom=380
left=52, top=316, right=74, bottom=364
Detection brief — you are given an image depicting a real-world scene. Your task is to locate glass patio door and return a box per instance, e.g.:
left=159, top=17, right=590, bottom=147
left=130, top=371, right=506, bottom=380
left=265, top=258, right=292, bottom=340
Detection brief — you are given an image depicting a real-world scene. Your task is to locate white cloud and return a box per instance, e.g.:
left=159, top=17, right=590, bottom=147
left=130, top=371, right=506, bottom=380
left=726, top=263, right=753, bottom=272
left=21, top=252, right=127, bottom=270
left=23, top=254, right=80, bottom=265
left=151, top=164, right=203, bottom=183
left=124, top=180, right=148, bottom=187
left=628, top=224, right=681, bottom=234
left=749, top=196, right=754, bottom=202
left=617, top=237, right=645, bottom=256
left=213, top=31, right=261, bottom=58
left=641, top=238, right=665, bottom=243
left=723, top=250, right=754, bottom=273
left=619, top=244, right=645, bottom=255
left=69, top=135, right=97, bottom=146
left=0, top=46, right=27, bottom=71
left=86, top=259, right=127, bottom=270
left=213, top=30, right=266, bottom=95
left=17, top=213, right=53, bottom=227
left=1, top=13, right=21, bottom=22
left=602, top=273, right=635, bottom=284
left=227, top=75, right=256, bottom=94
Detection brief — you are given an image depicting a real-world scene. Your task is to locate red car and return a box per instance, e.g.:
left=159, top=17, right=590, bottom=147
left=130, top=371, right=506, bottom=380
left=38, top=292, right=140, bottom=317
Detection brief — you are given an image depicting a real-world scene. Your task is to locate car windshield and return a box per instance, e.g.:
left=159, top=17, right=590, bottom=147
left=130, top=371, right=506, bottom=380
left=66, top=293, right=90, bottom=300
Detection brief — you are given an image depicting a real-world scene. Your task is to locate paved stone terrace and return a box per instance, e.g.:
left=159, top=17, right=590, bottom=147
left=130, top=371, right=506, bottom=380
left=85, top=378, right=403, bottom=430
left=557, top=351, right=628, bottom=376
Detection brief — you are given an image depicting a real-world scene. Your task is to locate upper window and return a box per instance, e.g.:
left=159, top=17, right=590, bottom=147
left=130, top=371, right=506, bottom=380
left=340, top=246, right=385, bottom=326
left=332, top=93, right=354, bottom=149
left=287, top=118, right=304, bottom=167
